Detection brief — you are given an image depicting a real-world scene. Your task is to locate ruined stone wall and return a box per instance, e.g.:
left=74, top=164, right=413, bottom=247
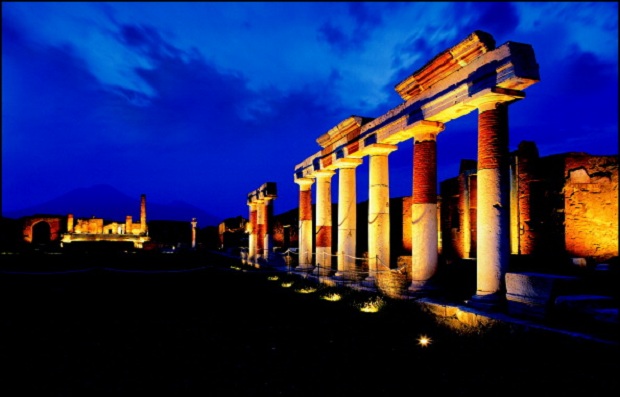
left=22, top=217, right=64, bottom=243
left=74, top=218, right=103, bottom=234
left=564, top=154, right=618, bottom=262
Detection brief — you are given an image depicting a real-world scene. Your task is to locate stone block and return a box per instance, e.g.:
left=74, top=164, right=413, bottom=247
left=505, top=272, right=579, bottom=319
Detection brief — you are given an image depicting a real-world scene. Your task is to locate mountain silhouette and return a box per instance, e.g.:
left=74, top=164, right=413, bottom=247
left=2, top=184, right=221, bottom=226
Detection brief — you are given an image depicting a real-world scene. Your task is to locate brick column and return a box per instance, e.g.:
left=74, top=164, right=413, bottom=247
left=409, top=124, right=443, bottom=294
left=314, top=169, right=335, bottom=276
left=366, top=144, right=397, bottom=281
left=256, top=198, right=266, bottom=265
left=470, top=102, right=510, bottom=308
left=263, top=197, right=274, bottom=260
left=334, top=158, right=363, bottom=279
left=295, top=177, right=315, bottom=270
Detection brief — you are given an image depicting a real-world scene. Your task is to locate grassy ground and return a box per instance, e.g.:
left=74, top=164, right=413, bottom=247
left=1, top=252, right=618, bottom=396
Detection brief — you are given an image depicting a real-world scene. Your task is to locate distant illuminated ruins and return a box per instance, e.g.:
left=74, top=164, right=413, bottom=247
left=293, top=30, right=542, bottom=308
left=59, top=194, right=151, bottom=249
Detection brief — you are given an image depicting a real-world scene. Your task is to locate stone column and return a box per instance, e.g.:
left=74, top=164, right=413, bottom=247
left=366, top=144, right=397, bottom=281
left=140, top=194, right=147, bottom=234
left=409, top=125, right=443, bottom=293
left=256, top=198, right=266, bottom=264
left=314, top=169, right=335, bottom=276
left=67, top=214, right=74, bottom=233
left=334, top=158, right=363, bottom=278
left=191, top=218, right=197, bottom=249
left=295, top=177, right=315, bottom=270
left=470, top=102, right=510, bottom=308
left=263, top=197, right=274, bottom=260
left=248, top=202, right=258, bottom=265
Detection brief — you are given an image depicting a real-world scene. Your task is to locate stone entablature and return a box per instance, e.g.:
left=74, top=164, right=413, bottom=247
left=294, top=32, right=539, bottom=179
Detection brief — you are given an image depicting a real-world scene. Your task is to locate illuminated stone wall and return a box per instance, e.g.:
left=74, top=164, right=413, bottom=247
left=564, top=154, right=618, bottom=262
left=439, top=145, right=618, bottom=264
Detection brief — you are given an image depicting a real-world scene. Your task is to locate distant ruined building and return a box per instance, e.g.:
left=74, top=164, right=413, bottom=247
left=19, top=194, right=151, bottom=249
left=60, top=194, right=150, bottom=249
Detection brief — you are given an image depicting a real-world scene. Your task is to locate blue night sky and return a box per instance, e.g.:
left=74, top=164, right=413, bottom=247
left=2, top=2, right=618, bottom=224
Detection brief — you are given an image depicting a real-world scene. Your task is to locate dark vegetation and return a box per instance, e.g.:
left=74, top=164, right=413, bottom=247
left=0, top=251, right=618, bottom=396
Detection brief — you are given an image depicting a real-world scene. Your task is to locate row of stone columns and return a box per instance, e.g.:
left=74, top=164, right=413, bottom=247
left=294, top=101, right=513, bottom=307
left=247, top=183, right=277, bottom=267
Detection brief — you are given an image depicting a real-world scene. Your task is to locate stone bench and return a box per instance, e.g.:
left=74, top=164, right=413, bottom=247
left=505, top=272, right=580, bottom=319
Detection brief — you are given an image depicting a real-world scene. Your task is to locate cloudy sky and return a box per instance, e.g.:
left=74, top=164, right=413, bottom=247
left=2, top=2, right=618, bottom=224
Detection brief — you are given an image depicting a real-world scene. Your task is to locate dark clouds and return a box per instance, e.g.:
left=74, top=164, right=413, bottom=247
left=2, top=2, right=617, bottom=222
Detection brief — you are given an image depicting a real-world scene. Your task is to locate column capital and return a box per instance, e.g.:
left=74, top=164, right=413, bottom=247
left=313, top=169, right=336, bottom=179
left=410, top=120, right=445, bottom=142
left=361, top=143, right=398, bottom=156
left=294, top=177, right=315, bottom=189
left=333, top=157, right=363, bottom=169
left=469, top=87, right=524, bottom=112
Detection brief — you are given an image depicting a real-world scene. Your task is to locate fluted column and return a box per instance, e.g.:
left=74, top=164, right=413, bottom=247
left=366, top=144, right=397, bottom=281
left=295, top=177, right=315, bottom=270
left=334, top=158, right=363, bottom=278
left=314, top=169, right=335, bottom=276
left=409, top=123, right=444, bottom=293
left=471, top=101, right=510, bottom=308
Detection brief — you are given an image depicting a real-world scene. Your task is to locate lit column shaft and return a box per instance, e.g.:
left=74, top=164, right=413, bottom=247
left=335, top=158, right=363, bottom=278
left=367, top=144, right=397, bottom=281
left=248, top=202, right=257, bottom=264
left=263, top=197, right=274, bottom=259
left=295, top=178, right=314, bottom=269
left=256, top=199, right=265, bottom=262
left=475, top=102, right=510, bottom=301
left=314, top=169, right=335, bottom=276
left=140, top=194, right=147, bottom=234
left=410, top=129, right=441, bottom=293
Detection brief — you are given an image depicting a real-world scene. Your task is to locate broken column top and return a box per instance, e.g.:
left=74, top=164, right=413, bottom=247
left=394, top=30, right=496, bottom=101
left=247, top=182, right=277, bottom=204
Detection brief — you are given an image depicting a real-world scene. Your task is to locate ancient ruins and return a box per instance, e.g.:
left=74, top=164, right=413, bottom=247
left=292, top=30, right=541, bottom=309
left=59, top=194, right=150, bottom=249
left=245, top=182, right=277, bottom=266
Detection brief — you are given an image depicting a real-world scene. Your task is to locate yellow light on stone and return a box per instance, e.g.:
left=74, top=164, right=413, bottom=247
left=359, top=296, right=385, bottom=313
left=321, top=293, right=342, bottom=301
left=281, top=281, right=293, bottom=288
left=267, top=275, right=279, bottom=281
left=295, top=287, right=317, bottom=294
left=418, top=335, right=431, bottom=347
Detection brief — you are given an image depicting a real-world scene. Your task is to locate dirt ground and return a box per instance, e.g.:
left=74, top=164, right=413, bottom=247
left=1, top=252, right=618, bottom=396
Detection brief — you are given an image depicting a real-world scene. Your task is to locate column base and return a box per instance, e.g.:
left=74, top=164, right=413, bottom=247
left=466, top=292, right=507, bottom=312
left=407, top=280, right=437, bottom=297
